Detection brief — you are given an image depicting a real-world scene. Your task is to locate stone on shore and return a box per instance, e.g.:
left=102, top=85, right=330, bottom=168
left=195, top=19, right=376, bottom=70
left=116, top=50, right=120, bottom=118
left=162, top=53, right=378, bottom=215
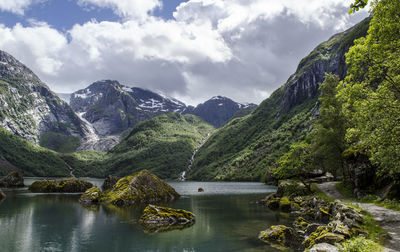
left=0, top=171, right=24, bottom=187
left=258, top=225, right=297, bottom=248
left=0, top=189, right=5, bottom=200
left=29, top=178, right=93, bottom=193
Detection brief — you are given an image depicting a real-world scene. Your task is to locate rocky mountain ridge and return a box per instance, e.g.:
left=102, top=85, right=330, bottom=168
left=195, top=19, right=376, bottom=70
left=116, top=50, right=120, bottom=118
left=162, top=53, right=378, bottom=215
left=0, top=50, right=88, bottom=152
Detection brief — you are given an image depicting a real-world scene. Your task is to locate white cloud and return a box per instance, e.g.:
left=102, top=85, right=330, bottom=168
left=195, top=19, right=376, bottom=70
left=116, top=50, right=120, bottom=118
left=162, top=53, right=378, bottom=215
left=0, top=0, right=369, bottom=105
left=0, top=0, right=45, bottom=15
left=77, top=0, right=162, bottom=19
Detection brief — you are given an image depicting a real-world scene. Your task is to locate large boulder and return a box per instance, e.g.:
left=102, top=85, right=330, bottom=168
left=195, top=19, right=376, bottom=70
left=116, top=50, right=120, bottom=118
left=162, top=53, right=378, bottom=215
left=276, top=180, right=310, bottom=197
left=139, top=205, right=195, bottom=233
left=29, top=178, right=93, bottom=193
left=0, top=189, right=5, bottom=200
left=101, top=170, right=180, bottom=206
left=101, top=175, right=120, bottom=191
left=258, top=225, right=298, bottom=248
left=79, top=186, right=101, bottom=205
left=309, top=243, right=339, bottom=252
left=0, top=171, right=24, bottom=187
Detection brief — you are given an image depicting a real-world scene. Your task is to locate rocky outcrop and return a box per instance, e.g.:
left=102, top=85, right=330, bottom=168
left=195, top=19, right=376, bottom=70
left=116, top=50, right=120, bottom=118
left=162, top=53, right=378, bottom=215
left=139, top=205, right=195, bottom=233
left=0, top=50, right=87, bottom=152
left=185, top=96, right=256, bottom=128
left=79, top=186, right=101, bottom=205
left=101, top=175, right=120, bottom=191
left=101, top=170, right=180, bottom=206
left=259, top=184, right=365, bottom=250
left=0, top=171, right=24, bottom=187
left=0, top=189, right=5, bottom=200
left=29, top=178, right=93, bottom=193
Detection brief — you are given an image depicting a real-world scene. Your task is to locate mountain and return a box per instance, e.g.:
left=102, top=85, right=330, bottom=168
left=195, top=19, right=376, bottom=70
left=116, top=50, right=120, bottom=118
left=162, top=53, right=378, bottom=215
left=70, top=80, right=186, bottom=138
left=188, top=17, right=371, bottom=181
left=69, top=80, right=255, bottom=150
left=0, top=50, right=87, bottom=153
left=185, top=96, right=257, bottom=128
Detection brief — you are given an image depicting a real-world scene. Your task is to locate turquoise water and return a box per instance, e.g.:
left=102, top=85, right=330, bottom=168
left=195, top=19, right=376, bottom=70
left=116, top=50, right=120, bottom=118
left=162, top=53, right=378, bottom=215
left=0, top=178, right=292, bottom=252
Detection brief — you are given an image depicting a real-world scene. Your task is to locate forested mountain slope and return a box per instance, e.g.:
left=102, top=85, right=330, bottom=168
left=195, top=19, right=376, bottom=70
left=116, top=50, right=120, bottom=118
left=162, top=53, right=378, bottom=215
left=189, top=17, right=371, bottom=181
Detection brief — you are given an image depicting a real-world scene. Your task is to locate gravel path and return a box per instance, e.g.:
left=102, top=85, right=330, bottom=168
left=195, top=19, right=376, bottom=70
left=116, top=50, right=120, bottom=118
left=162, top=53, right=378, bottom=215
left=318, top=182, right=400, bottom=252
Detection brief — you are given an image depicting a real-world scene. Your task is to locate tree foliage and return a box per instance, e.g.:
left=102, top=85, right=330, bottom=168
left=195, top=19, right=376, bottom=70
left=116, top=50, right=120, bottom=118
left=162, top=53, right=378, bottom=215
left=350, top=0, right=369, bottom=14
left=311, top=74, right=346, bottom=178
left=338, top=0, right=400, bottom=180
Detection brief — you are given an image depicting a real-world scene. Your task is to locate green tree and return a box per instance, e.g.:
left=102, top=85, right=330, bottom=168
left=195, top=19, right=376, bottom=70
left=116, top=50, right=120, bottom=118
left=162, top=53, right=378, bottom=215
left=338, top=0, right=400, bottom=180
left=311, top=74, right=346, bottom=178
left=349, top=0, right=369, bottom=14
left=271, top=141, right=314, bottom=191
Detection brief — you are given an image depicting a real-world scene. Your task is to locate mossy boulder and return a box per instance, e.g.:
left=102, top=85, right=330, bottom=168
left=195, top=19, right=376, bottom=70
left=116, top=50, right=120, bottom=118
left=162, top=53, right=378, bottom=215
left=293, top=217, right=309, bottom=231
left=0, top=189, right=5, bottom=200
left=0, top=171, right=24, bottom=187
left=101, top=175, right=120, bottom=191
left=29, top=178, right=93, bottom=193
left=198, top=187, right=204, bottom=192
left=276, top=180, right=310, bottom=197
left=101, top=170, right=180, bottom=206
left=258, top=225, right=297, bottom=248
left=279, top=197, right=292, bottom=212
left=80, top=186, right=101, bottom=205
left=139, top=205, right=195, bottom=233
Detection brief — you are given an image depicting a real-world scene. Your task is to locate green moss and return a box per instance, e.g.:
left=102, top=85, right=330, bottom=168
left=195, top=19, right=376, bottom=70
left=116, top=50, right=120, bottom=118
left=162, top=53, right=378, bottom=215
left=101, top=170, right=180, bottom=206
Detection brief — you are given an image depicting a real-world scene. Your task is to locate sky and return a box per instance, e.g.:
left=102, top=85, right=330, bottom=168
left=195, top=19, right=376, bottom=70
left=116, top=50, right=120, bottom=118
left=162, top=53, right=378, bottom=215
left=0, top=0, right=369, bottom=106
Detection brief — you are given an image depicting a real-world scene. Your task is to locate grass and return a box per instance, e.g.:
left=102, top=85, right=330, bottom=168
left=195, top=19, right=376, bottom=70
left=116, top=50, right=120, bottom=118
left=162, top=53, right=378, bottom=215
left=336, top=182, right=400, bottom=212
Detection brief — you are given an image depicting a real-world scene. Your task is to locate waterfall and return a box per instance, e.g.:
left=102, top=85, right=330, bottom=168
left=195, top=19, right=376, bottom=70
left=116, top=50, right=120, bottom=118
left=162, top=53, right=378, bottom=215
left=179, top=133, right=210, bottom=181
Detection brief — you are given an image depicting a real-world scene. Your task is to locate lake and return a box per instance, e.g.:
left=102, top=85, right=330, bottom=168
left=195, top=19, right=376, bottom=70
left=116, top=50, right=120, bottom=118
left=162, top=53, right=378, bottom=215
left=0, top=178, right=293, bottom=252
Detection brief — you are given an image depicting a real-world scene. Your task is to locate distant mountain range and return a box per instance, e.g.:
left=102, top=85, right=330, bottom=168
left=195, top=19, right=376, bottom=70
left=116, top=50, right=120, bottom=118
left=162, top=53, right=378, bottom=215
left=0, top=49, right=256, bottom=153
left=55, top=81, right=256, bottom=150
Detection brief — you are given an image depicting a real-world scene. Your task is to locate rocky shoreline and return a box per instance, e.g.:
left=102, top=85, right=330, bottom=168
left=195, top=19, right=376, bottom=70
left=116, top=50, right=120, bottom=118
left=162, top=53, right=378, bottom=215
left=257, top=179, right=377, bottom=251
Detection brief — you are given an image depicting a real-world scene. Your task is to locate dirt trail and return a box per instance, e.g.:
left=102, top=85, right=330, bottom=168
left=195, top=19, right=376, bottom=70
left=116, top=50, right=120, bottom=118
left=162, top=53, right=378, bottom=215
left=317, top=182, right=400, bottom=252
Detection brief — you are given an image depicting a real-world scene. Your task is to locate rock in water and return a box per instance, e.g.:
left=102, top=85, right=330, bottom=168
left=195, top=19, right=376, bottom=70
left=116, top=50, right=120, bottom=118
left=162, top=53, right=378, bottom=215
left=101, top=175, right=120, bottom=191
left=80, top=186, right=101, bottom=205
left=139, top=205, right=195, bottom=233
left=0, top=189, right=5, bottom=200
left=101, top=170, right=180, bottom=206
left=29, top=178, right=93, bottom=193
left=0, top=171, right=24, bottom=187
left=198, top=187, right=204, bottom=192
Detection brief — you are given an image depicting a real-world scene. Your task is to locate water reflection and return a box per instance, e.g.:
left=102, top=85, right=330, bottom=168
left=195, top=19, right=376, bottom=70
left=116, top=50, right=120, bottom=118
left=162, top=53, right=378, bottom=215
left=0, top=180, right=288, bottom=252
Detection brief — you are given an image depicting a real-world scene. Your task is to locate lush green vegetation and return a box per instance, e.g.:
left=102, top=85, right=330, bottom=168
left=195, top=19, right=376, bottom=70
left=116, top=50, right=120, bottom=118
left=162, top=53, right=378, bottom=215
left=40, top=132, right=81, bottom=153
left=106, top=113, right=214, bottom=179
left=338, top=0, right=400, bottom=182
left=190, top=17, right=370, bottom=181
left=0, top=113, right=213, bottom=179
left=0, top=127, right=70, bottom=176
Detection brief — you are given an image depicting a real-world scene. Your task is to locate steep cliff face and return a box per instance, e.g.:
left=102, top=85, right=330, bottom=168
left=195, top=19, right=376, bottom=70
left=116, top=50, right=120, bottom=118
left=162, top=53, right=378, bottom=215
left=0, top=50, right=86, bottom=152
left=189, top=18, right=371, bottom=181
left=281, top=18, right=370, bottom=110
left=186, top=96, right=256, bottom=128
